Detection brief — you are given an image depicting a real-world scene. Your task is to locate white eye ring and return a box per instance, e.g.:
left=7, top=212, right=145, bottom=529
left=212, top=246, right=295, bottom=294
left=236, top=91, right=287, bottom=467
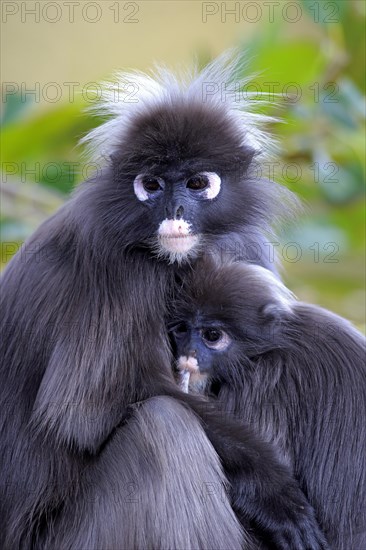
left=133, top=175, right=163, bottom=201
left=201, top=172, right=221, bottom=200
left=201, top=328, right=231, bottom=351
left=133, top=174, right=149, bottom=202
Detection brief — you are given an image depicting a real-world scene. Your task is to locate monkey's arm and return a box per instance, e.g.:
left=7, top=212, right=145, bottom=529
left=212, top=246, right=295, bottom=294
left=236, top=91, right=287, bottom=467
left=178, top=394, right=329, bottom=550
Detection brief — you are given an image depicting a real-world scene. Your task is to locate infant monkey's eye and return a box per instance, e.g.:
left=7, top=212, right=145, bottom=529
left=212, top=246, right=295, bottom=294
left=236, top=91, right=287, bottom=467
left=201, top=328, right=222, bottom=343
left=186, top=174, right=209, bottom=190
left=172, top=322, right=189, bottom=336
left=201, top=328, right=231, bottom=351
left=142, top=177, right=163, bottom=192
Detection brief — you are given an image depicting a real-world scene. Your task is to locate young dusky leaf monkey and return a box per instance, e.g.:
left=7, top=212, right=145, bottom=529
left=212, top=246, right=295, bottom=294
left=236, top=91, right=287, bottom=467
left=170, top=256, right=366, bottom=550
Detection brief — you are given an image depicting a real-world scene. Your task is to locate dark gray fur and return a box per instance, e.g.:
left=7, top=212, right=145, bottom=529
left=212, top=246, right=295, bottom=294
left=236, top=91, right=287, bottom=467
left=39, top=397, right=246, bottom=550
left=1, top=67, right=328, bottom=548
left=170, top=257, right=366, bottom=549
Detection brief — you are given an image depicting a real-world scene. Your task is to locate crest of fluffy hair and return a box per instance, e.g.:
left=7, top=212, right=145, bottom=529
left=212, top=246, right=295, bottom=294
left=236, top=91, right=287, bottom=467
left=80, top=50, right=278, bottom=164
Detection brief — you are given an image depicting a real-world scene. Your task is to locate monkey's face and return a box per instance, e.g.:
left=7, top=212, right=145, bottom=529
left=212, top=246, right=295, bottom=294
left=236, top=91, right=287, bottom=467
left=169, top=260, right=295, bottom=393
left=112, top=102, right=256, bottom=263
left=170, top=318, right=233, bottom=393
left=132, top=169, right=222, bottom=263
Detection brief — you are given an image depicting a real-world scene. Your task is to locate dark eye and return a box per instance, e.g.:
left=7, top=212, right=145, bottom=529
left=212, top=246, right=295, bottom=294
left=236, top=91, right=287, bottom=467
left=186, top=174, right=208, bottom=190
left=172, top=323, right=188, bottom=337
left=201, top=328, right=231, bottom=351
left=201, top=328, right=222, bottom=343
left=143, top=177, right=162, bottom=192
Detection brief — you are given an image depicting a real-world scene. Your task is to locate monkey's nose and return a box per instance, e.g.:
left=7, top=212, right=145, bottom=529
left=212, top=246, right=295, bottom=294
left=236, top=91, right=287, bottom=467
left=175, top=205, right=184, bottom=219
left=189, top=349, right=197, bottom=358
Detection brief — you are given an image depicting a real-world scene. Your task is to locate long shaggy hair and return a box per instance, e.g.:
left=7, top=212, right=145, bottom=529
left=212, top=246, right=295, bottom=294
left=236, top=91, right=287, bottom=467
left=171, top=256, right=366, bottom=549
left=81, top=50, right=278, bottom=163
left=0, top=52, right=324, bottom=549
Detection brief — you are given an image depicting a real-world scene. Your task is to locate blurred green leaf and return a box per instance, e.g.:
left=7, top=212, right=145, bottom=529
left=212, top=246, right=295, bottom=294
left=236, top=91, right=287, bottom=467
left=1, top=101, right=102, bottom=192
left=301, top=0, right=348, bottom=26
left=1, top=93, right=34, bottom=127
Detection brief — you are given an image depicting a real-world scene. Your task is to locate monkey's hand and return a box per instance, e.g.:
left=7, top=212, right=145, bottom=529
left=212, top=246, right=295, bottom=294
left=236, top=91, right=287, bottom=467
left=231, top=471, right=330, bottom=550
left=179, top=395, right=329, bottom=550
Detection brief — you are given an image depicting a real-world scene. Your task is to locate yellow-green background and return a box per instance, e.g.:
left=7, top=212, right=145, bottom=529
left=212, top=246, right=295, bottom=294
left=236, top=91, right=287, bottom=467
left=1, top=0, right=365, bottom=331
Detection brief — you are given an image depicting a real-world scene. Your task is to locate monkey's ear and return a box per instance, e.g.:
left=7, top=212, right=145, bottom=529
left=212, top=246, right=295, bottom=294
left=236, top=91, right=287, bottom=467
left=257, top=301, right=292, bottom=343
left=260, top=301, right=293, bottom=323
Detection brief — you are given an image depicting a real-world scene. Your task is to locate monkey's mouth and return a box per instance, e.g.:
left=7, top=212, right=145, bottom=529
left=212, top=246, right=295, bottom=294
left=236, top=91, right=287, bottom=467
left=158, top=234, right=200, bottom=255
left=178, top=355, right=199, bottom=373
left=176, top=355, right=209, bottom=394
left=157, top=219, right=200, bottom=256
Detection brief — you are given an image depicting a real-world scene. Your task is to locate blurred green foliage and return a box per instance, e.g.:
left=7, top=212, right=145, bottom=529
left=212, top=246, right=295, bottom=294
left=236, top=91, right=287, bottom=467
left=1, top=0, right=365, bottom=329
